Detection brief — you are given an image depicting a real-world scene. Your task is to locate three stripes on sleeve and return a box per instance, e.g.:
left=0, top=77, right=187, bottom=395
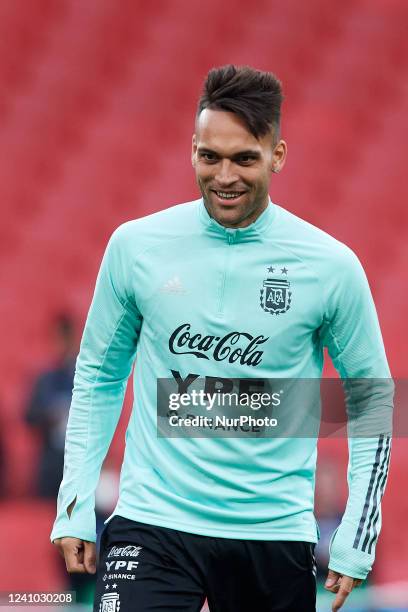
left=353, top=434, right=391, bottom=555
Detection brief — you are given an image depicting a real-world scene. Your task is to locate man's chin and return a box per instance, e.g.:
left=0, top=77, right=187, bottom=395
left=209, top=206, right=248, bottom=228
left=203, top=195, right=251, bottom=228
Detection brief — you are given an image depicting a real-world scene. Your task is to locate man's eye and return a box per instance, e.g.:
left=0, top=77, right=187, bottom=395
left=201, top=153, right=217, bottom=162
left=237, top=156, right=255, bottom=164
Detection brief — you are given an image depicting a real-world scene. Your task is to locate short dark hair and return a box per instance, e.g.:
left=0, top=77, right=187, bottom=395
left=197, top=65, right=283, bottom=141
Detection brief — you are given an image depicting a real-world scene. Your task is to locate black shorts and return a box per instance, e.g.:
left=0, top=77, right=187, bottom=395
left=93, top=515, right=316, bottom=612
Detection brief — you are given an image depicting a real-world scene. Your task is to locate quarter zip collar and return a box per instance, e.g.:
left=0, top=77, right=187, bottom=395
left=197, top=196, right=276, bottom=242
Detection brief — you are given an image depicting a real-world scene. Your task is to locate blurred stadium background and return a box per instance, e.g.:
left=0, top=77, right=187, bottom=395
left=0, top=0, right=407, bottom=610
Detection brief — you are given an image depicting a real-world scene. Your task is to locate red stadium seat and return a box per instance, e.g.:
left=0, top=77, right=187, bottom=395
left=1, top=0, right=407, bottom=591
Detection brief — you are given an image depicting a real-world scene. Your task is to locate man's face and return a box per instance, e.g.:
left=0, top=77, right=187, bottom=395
left=192, top=109, right=286, bottom=228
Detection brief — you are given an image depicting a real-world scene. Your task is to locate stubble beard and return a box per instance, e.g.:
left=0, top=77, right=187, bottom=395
left=198, top=178, right=268, bottom=229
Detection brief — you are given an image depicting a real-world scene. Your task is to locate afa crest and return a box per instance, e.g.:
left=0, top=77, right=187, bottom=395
left=100, top=592, right=120, bottom=612
left=260, top=266, right=292, bottom=315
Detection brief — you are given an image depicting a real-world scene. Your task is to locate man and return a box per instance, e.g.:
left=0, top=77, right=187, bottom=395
left=52, top=65, right=392, bottom=612
left=26, top=313, right=76, bottom=499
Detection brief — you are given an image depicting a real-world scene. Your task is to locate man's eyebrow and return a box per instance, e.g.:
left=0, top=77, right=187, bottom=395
left=197, top=147, right=261, bottom=158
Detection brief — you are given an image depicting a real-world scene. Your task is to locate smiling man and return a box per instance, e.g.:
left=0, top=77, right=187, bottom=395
left=51, top=65, right=392, bottom=612
left=193, top=106, right=286, bottom=228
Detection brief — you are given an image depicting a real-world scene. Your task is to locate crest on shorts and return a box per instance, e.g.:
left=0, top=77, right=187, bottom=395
left=100, top=592, right=121, bottom=612
left=260, top=266, right=292, bottom=315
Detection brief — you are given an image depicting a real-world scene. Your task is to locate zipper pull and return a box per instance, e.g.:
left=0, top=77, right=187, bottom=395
left=226, top=230, right=235, bottom=244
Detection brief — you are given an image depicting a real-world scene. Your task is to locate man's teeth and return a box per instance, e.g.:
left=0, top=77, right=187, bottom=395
left=215, top=191, right=243, bottom=199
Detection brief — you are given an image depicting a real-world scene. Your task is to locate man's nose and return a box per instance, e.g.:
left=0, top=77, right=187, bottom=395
left=215, top=160, right=239, bottom=186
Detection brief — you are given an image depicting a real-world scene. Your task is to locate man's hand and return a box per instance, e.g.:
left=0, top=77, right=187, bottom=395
left=325, top=569, right=363, bottom=611
left=53, top=537, right=96, bottom=574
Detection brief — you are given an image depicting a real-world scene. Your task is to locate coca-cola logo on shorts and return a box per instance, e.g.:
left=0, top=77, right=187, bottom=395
left=107, top=545, right=143, bottom=558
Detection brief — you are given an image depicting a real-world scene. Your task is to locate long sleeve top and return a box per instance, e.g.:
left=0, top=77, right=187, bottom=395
left=50, top=198, right=392, bottom=580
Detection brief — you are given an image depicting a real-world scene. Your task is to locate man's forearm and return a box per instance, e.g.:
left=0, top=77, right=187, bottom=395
left=329, top=433, right=392, bottom=579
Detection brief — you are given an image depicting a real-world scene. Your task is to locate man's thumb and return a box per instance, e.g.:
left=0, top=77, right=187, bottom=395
left=83, top=541, right=97, bottom=574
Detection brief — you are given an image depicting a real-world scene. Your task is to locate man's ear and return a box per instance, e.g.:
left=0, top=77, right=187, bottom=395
left=191, top=134, right=197, bottom=167
left=271, top=139, right=287, bottom=174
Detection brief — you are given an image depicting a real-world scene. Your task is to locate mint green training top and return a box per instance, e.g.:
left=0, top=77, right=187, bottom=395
left=50, top=198, right=392, bottom=580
